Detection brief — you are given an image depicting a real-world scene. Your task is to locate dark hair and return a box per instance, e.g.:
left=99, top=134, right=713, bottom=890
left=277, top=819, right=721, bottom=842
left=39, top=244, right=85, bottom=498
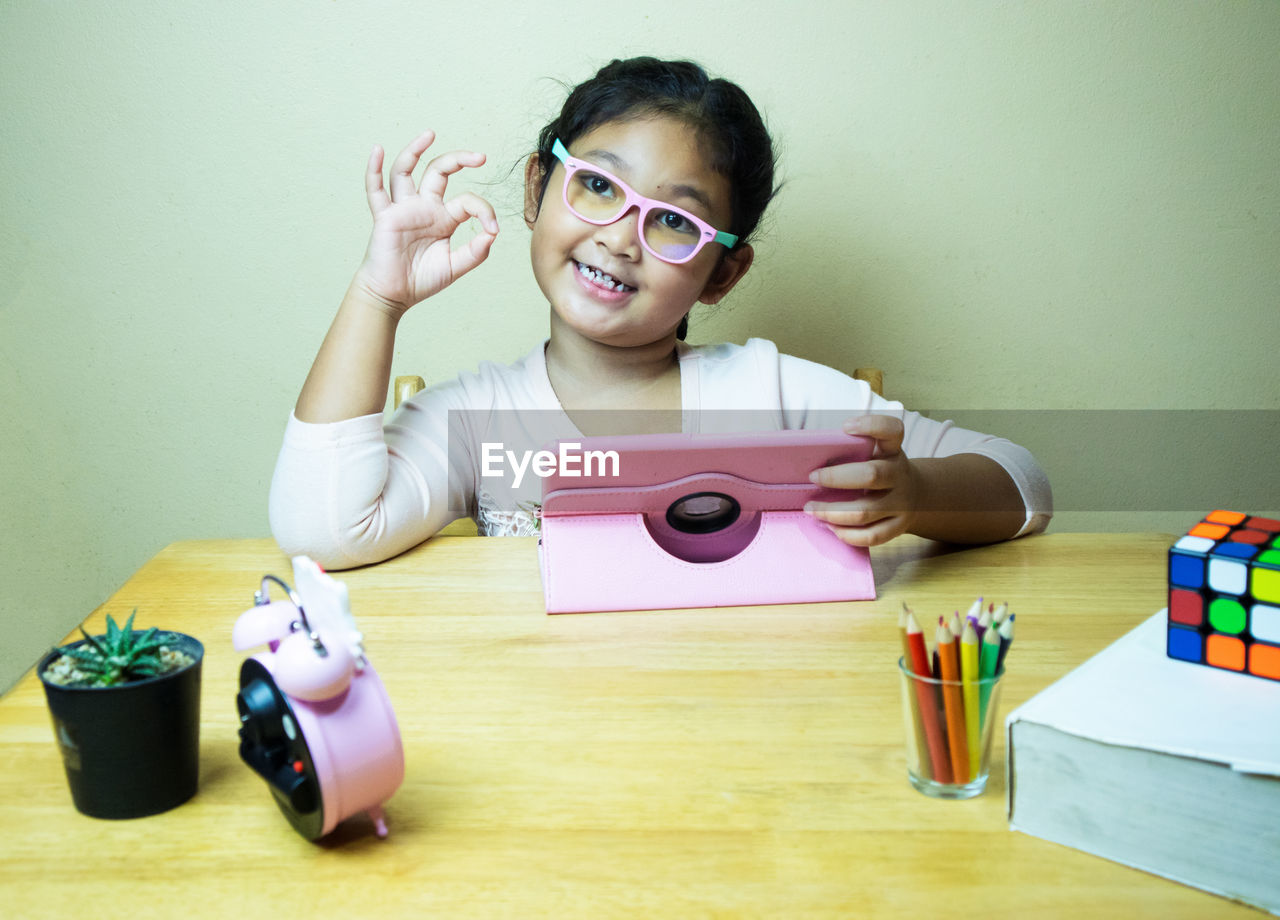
left=532, top=57, right=780, bottom=339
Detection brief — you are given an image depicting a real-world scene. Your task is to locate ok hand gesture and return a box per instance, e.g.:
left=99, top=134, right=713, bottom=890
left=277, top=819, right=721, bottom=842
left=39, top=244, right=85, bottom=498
left=354, top=130, right=500, bottom=315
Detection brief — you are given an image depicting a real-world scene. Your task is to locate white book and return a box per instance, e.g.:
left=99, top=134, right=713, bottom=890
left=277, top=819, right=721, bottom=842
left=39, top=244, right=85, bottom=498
left=1006, top=611, right=1280, bottom=915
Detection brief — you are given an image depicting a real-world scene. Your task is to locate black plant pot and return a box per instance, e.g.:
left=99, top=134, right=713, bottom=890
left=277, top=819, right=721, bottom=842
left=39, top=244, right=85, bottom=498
left=38, top=632, right=204, bottom=819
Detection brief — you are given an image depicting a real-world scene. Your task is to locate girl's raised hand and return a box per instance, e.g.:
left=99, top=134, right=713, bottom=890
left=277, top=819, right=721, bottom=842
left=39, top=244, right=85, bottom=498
left=354, top=130, right=500, bottom=315
left=804, top=414, right=919, bottom=547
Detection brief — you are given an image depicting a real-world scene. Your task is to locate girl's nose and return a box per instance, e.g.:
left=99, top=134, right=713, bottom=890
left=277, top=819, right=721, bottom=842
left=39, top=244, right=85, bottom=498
left=592, top=208, right=643, bottom=259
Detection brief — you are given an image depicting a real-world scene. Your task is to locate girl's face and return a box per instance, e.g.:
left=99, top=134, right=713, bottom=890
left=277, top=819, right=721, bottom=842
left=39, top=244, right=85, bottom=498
left=524, top=116, right=753, bottom=348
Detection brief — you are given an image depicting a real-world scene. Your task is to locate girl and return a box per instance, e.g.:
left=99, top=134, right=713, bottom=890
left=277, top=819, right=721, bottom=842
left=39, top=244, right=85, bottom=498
left=270, top=57, right=1051, bottom=569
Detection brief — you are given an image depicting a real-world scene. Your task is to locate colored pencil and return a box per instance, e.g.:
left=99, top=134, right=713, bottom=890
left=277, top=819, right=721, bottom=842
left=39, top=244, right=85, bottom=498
left=995, top=616, right=1015, bottom=675
left=975, top=605, right=993, bottom=644
left=898, top=607, right=930, bottom=780
left=979, top=625, right=1002, bottom=728
left=904, top=607, right=952, bottom=784
left=990, top=602, right=1010, bottom=626
left=960, top=619, right=981, bottom=777
left=966, top=597, right=984, bottom=622
left=936, top=623, right=969, bottom=784
left=903, top=605, right=931, bottom=678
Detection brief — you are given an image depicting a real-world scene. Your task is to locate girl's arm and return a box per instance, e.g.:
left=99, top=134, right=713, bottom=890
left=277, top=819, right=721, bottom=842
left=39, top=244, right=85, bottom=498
left=294, top=280, right=403, bottom=422
left=294, top=131, right=498, bottom=423
left=886, top=451, right=1028, bottom=544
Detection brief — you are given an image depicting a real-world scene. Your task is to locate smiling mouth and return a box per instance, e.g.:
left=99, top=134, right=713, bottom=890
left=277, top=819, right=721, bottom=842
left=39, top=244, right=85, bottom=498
left=574, top=260, right=636, bottom=292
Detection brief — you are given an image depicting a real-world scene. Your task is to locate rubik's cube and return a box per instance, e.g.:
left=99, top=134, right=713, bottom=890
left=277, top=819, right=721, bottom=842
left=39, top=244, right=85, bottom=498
left=1168, top=510, right=1280, bottom=681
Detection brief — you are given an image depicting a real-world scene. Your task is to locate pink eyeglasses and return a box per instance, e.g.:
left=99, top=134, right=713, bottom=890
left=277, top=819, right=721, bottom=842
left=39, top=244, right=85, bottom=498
left=552, top=138, right=738, bottom=264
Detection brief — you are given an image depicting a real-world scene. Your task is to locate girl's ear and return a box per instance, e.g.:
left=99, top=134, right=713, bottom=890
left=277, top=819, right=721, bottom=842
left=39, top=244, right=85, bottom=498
left=523, top=154, right=545, bottom=228
left=698, top=244, right=754, bottom=305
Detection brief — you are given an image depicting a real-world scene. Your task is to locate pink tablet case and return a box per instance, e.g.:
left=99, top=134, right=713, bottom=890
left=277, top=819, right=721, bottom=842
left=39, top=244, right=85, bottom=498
left=537, top=429, right=877, bottom=613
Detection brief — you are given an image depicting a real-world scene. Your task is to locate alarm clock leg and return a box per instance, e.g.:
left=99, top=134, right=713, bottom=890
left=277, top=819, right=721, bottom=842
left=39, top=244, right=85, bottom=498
left=368, top=804, right=389, bottom=838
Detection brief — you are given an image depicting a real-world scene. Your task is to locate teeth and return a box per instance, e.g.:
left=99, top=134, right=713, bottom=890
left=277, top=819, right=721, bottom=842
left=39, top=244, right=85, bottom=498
left=576, top=261, right=633, bottom=291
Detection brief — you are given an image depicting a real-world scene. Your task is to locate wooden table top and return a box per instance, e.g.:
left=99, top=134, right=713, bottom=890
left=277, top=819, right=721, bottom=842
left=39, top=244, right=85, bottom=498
left=0, top=533, right=1259, bottom=918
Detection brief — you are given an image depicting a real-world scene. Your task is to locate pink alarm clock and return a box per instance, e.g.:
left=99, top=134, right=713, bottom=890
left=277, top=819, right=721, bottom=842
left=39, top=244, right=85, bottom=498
left=232, top=557, right=404, bottom=840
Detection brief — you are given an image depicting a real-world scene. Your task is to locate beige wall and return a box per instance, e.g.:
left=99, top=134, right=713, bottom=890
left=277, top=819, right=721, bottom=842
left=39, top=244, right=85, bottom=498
left=2, top=1, right=1277, bottom=692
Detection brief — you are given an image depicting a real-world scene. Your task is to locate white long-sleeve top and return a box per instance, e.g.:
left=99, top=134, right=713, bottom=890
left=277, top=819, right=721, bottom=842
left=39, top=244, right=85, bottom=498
left=269, top=337, right=1052, bottom=569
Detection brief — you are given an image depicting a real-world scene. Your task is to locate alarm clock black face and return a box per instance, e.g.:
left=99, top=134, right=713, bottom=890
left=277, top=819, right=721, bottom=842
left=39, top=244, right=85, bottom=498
left=236, top=659, right=324, bottom=839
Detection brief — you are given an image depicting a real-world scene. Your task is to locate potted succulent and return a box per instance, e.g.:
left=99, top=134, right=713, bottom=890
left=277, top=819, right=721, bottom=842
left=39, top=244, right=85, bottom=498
left=38, top=610, right=204, bottom=819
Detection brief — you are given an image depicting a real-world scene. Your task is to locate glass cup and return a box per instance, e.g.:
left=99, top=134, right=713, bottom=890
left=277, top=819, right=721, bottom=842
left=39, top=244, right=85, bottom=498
left=897, top=657, right=1004, bottom=799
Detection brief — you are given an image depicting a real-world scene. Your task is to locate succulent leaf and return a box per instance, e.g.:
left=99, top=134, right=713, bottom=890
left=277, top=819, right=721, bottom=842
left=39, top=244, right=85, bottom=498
left=78, top=630, right=112, bottom=660
left=60, top=610, right=169, bottom=686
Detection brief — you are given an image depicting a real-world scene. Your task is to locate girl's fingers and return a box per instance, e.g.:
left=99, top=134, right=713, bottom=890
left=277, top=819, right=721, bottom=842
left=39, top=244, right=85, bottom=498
left=369, top=132, right=487, bottom=211
left=365, top=144, right=391, bottom=216
left=449, top=227, right=498, bottom=279
left=443, top=191, right=500, bottom=235
left=804, top=503, right=887, bottom=527
left=420, top=150, right=487, bottom=199
left=843, top=413, right=905, bottom=456
left=388, top=130, right=437, bottom=200
left=444, top=192, right=501, bottom=276
left=805, top=494, right=909, bottom=546
left=823, top=517, right=907, bottom=548
left=809, top=458, right=896, bottom=490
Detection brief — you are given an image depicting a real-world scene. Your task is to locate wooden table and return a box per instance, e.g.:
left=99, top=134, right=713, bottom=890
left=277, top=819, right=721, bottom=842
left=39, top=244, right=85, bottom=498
left=0, top=534, right=1258, bottom=918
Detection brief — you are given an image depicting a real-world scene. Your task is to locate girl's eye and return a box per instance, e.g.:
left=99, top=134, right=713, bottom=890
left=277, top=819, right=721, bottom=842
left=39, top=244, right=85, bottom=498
left=655, top=210, right=698, bottom=236
left=580, top=173, right=615, bottom=197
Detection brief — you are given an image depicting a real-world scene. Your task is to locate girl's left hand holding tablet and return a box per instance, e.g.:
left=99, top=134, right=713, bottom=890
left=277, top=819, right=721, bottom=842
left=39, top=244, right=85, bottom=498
left=804, top=415, right=919, bottom=547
